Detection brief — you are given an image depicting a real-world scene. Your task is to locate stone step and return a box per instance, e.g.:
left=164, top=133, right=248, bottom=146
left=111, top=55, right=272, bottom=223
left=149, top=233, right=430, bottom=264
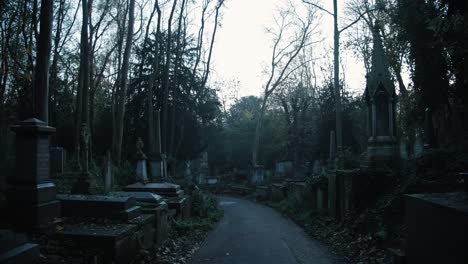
left=0, top=243, right=39, bottom=264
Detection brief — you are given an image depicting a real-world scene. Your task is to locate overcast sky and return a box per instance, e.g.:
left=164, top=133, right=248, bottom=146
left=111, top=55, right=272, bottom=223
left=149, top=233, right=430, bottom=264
left=209, top=0, right=367, bottom=99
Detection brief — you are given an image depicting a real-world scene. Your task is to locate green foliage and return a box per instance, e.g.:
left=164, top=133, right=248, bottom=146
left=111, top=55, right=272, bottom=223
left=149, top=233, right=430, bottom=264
left=173, top=191, right=223, bottom=235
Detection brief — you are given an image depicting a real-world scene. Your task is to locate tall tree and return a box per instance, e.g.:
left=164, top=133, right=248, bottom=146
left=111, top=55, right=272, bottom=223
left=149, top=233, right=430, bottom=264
left=303, top=0, right=375, bottom=159
left=252, top=5, right=316, bottom=166
left=113, top=0, right=135, bottom=164
left=34, top=0, right=53, bottom=122
left=161, top=0, right=178, bottom=154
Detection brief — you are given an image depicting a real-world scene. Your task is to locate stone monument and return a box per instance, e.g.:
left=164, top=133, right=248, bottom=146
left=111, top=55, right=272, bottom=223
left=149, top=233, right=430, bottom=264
left=135, top=137, right=149, bottom=183
left=198, top=152, right=209, bottom=184
left=364, top=23, right=399, bottom=167
left=148, top=110, right=167, bottom=182
left=7, top=118, right=61, bottom=229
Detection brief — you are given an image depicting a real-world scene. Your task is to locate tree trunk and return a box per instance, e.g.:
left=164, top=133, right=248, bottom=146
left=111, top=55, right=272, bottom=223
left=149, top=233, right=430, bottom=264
left=33, top=0, right=53, bottom=123
left=147, top=1, right=162, bottom=157
left=161, top=0, right=178, bottom=154
left=333, top=0, right=342, bottom=155
left=114, top=0, right=135, bottom=164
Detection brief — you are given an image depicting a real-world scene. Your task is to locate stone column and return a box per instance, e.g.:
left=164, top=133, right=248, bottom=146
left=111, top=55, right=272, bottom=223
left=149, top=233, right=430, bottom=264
left=7, top=118, right=60, bottom=229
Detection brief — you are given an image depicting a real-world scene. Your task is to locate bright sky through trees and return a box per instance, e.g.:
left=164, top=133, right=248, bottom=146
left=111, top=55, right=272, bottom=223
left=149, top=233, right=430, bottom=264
left=210, top=0, right=367, bottom=98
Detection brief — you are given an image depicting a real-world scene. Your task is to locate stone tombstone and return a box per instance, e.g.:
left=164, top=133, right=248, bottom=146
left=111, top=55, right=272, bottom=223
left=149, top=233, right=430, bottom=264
left=184, top=160, right=192, bottom=180
left=104, top=150, right=113, bottom=192
left=148, top=154, right=167, bottom=182
left=7, top=118, right=60, bottom=229
left=50, top=147, right=65, bottom=175
left=364, top=23, right=399, bottom=167
left=135, top=138, right=149, bottom=183
left=275, top=161, right=293, bottom=178
left=198, top=152, right=209, bottom=184
left=312, top=160, right=322, bottom=176
left=251, top=165, right=265, bottom=184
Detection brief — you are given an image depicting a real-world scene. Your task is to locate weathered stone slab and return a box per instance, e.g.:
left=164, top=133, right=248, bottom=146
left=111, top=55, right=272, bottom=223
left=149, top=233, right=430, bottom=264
left=128, top=214, right=156, bottom=250
left=59, top=222, right=138, bottom=264
left=111, top=191, right=163, bottom=204
left=57, top=194, right=140, bottom=220
left=140, top=202, right=169, bottom=246
left=166, top=196, right=190, bottom=219
left=405, top=192, right=468, bottom=264
left=124, top=182, right=184, bottom=197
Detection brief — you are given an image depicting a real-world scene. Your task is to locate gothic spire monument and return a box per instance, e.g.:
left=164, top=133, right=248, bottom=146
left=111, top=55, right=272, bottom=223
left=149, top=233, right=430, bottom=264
left=364, top=22, right=399, bottom=167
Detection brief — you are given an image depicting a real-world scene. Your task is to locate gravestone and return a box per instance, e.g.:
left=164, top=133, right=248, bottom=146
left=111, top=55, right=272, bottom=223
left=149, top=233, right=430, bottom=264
left=364, top=23, right=399, bottom=167
left=198, top=152, right=209, bottom=184
left=57, top=194, right=141, bottom=221
left=50, top=147, right=65, bottom=175
left=135, top=137, right=149, bottom=183
left=148, top=110, right=167, bottom=182
left=111, top=191, right=169, bottom=246
left=104, top=150, right=113, bottom=193
left=312, top=160, right=322, bottom=176
left=123, top=182, right=189, bottom=219
left=251, top=165, right=265, bottom=184
left=7, top=118, right=61, bottom=229
left=275, top=161, right=293, bottom=178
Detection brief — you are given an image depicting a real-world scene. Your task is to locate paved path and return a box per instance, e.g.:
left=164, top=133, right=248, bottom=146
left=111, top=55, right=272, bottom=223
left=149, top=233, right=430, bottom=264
left=190, top=196, right=338, bottom=264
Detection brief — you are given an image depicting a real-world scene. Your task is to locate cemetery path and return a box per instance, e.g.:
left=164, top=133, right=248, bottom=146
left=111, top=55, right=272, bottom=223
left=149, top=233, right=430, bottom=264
left=190, top=196, right=338, bottom=264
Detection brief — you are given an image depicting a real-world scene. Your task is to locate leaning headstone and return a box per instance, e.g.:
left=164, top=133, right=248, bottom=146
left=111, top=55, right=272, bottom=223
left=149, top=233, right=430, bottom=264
left=7, top=118, right=61, bottom=229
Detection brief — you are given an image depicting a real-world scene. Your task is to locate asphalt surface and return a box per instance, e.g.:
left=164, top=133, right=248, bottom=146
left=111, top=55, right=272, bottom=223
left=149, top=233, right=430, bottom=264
left=190, top=196, right=338, bottom=264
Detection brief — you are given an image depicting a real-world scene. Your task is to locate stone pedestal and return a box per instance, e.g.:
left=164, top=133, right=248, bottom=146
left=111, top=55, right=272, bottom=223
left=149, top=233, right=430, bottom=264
left=405, top=193, right=468, bottom=264
left=136, top=160, right=149, bottom=183
left=7, top=118, right=60, bottom=229
left=148, top=158, right=165, bottom=182
left=366, top=136, right=399, bottom=168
